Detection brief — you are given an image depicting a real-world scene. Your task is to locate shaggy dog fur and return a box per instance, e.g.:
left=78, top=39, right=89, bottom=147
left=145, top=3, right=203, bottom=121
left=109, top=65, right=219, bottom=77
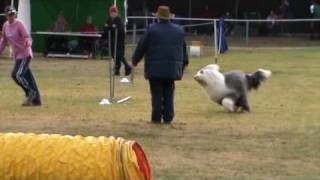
left=194, top=64, right=272, bottom=112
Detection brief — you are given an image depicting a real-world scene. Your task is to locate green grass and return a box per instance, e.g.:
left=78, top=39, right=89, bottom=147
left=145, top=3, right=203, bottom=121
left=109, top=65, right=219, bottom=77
left=0, top=48, right=320, bottom=180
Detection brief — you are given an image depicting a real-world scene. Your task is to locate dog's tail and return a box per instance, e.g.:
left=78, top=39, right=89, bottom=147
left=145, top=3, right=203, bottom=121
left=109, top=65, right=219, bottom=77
left=246, top=69, right=272, bottom=90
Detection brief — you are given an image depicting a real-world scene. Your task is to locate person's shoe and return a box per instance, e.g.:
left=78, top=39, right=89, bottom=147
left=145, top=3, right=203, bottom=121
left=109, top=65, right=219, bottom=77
left=32, top=98, right=42, bottom=106
left=125, top=66, right=132, bottom=76
left=22, top=97, right=32, bottom=106
left=22, top=99, right=35, bottom=106
left=22, top=93, right=38, bottom=107
left=114, top=71, right=120, bottom=76
left=151, top=120, right=161, bottom=124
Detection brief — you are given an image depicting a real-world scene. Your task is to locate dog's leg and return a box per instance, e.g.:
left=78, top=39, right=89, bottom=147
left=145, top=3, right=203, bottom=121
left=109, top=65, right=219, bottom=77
left=222, top=98, right=236, bottom=112
left=237, top=95, right=251, bottom=112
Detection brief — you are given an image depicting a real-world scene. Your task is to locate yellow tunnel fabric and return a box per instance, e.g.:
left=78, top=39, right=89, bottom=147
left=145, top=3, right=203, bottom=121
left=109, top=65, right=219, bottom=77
left=0, top=133, right=149, bottom=180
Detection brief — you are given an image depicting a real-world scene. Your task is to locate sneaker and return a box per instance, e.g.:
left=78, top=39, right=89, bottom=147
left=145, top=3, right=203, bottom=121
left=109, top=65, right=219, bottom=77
left=114, top=71, right=120, bottom=76
left=22, top=97, right=31, bottom=106
left=32, top=98, right=42, bottom=106
left=125, top=66, right=132, bottom=76
left=22, top=92, right=38, bottom=107
left=22, top=99, right=34, bottom=106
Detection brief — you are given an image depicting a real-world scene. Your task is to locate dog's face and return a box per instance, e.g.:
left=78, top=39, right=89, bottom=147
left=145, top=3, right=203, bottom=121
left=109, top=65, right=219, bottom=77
left=194, top=69, right=208, bottom=87
left=194, top=64, right=222, bottom=87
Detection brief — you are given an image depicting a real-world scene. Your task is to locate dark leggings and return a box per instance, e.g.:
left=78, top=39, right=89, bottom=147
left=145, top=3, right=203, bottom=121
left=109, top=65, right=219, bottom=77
left=111, top=44, right=130, bottom=72
left=11, top=57, right=41, bottom=101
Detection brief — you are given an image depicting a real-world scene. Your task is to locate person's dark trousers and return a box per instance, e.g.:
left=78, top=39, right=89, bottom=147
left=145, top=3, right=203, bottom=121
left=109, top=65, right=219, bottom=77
left=11, top=57, right=41, bottom=103
left=111, top=43, right=131, bottom=75
left=80, top=38, right=98, bottom=58
left=149, top=79, right=175, bottom=124
left=44, top=35, right=68, bottom=55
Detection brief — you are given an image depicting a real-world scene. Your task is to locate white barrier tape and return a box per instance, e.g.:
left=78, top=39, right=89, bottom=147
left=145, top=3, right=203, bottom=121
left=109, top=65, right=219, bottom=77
left=126, top=22, right=215, bottom=33
left=34, top=31, right=102, bottom=37
left=128, top=16, right=320, bottom=22
left=224, top=18, right=320, bottom=22
left=127, top=29, right=147, bottom=33
left=128, top=16, right=215, bottom=21
left=182, top=22, right=214, bottom=28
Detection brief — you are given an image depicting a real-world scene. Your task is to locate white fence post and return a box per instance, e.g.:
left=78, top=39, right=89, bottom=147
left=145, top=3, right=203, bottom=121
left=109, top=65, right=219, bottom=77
left=132, top=24, right=136, bottom=44
left=246, top=20, right=249, bottom=46
left=214, top=19, right=218, bottom=62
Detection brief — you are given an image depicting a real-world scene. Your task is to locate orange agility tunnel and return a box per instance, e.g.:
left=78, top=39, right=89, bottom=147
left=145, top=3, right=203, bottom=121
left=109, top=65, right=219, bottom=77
left=0, top=133, right=151, bottom=180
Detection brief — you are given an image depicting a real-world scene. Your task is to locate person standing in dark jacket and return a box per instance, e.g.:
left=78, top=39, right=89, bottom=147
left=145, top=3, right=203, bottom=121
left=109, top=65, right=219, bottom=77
left=132, top=6, right=189, bottom=124
left=103, top=5, right=131, bottom=76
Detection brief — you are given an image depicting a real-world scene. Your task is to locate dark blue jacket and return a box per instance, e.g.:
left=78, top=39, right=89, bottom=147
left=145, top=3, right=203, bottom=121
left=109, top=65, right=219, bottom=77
left=132, top=21, right=189, bottom=80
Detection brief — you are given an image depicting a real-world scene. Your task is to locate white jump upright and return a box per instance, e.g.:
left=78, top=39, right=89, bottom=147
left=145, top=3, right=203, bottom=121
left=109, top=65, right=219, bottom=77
left=99, top=30, right=132, bottom=106
left=213, top=19, right=218, bottom=63
left=17, top=0, right=31, bottom=33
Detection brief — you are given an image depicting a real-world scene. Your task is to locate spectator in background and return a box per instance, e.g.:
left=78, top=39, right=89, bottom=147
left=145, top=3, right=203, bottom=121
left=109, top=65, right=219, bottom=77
left=171, top=14, right=181, bottom=25
left=132, top=6, right=189, bottom=124
left=201, top=5, right=214, bottom=19
left=224, top=12, right=234, bottom=36
left=103, top=5, right=131, bottom=76
left=310, top=0, right=320, bottom=39
left=267, top=10, right=278, bottom=36
left=51, top=12, right=71, bottom=32
left=44, top=12, right=71, bottom=55
left=279, top=0, right=291, bottom=18
left=200, top=5, right=214, bottom=35
left=79, top=16, right=99, bottom=58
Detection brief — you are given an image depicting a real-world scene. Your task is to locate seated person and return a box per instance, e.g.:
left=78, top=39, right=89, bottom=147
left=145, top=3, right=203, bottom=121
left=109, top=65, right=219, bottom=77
left=44, top=12, right=71, bottom=55
left=79, top=16, right=99, bottom=58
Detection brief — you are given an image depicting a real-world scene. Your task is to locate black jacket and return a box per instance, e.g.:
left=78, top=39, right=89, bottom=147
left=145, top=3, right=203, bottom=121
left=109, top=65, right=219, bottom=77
left=132, top=21, right=189, bottom=80
left=102, top=16, right=125, bottom=49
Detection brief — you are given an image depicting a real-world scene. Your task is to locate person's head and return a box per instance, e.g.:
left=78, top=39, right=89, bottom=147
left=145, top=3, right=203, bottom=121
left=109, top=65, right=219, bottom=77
left=109, top=5, right=118, bottom=18
left=86, top=16, right=93, bottom=24
left=270, top=10, right=275, bottom=15
left=5, top=6, right=17, bottom=23
left=57, top=12, right=66, bottom=22
left=155, top=6, right=173, bottom=22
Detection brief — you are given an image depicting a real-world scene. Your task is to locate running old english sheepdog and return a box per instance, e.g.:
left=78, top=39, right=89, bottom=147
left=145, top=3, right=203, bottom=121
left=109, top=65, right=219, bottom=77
left=194, top=64, right=272, bottom=112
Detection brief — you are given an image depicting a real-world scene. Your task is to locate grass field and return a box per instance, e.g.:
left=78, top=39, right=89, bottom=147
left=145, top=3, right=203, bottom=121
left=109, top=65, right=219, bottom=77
left=0, top=48, right=320, bottom=180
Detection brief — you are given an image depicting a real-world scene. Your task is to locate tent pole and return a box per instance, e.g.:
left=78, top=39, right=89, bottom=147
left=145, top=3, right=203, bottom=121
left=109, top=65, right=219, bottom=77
left=235, top=0, right=239, bottom=19
left=188, top=0, right=192, bottom=18
left=188, top=0, right=192, bottom=32
left=214, top=19, right=218, bottom=63
left=17, top=0, right=31, bottom=33
left=144, top=0, right=148, bottom=28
